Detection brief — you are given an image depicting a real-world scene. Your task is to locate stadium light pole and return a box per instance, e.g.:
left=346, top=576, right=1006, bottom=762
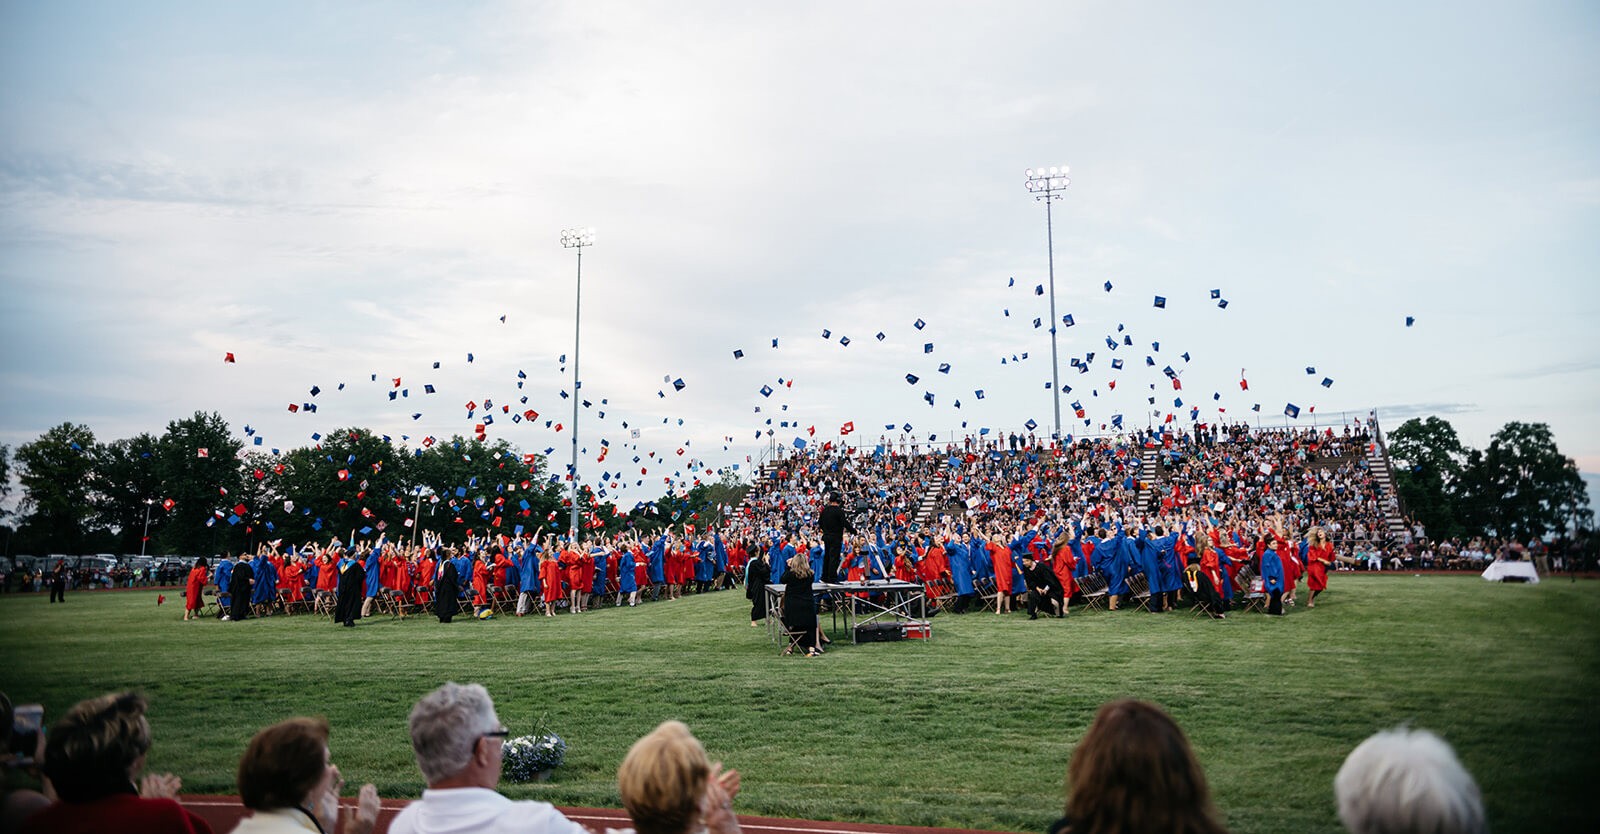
left=1025, top=166, right=1070, bottom=443
left=560, top=226, right=596, bottom=545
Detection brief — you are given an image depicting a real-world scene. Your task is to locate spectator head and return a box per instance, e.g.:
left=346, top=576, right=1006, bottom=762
left=617, top=720, right=710, bottom=834
left=1064, top=699, right=1225, bottom=834
left=195, top=556, right=208, bottom=570
left=1335, top=727, right=1485, bottom=834
left=237, top=717, right=331, bottom=811
left=406, top=682, right=505, bottom=787
left=41, top=692, right=153, bottom=803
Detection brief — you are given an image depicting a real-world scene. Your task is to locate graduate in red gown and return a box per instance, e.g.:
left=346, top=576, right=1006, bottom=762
left=471, top=555, right=492, bottom=618
left=1272, top=514, right=1301, bottom=606
left=539, top=550, right=564, bottom=617
left=183, top=557, right=208, bottom=621
left=1305, top=527, right=1335, bottom=608
left=279, top=556, right=304, bottom=605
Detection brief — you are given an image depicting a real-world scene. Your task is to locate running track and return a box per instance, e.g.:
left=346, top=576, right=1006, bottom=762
left=180, top=796, right=1000, bottom=834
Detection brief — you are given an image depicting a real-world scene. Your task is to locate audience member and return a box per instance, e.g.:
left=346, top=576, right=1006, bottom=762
left=230, top=717, right=379, bottom=834
left=1335, top=727, right=1485, bottom=834
left=387, top=683, right=587, bottom=834
left=609, top=721, right=741, bottom=834
left=1050, top=699, right=1227, bottom=834
left=20, top=691, right=214, bottom=834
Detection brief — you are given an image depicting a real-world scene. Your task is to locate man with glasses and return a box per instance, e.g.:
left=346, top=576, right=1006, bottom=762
left=389, top=682, right=588, bottom=834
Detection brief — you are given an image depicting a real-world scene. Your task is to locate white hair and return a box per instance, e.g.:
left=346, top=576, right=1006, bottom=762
left=407, top=682, right=500, bottom=785
left=1335, top=727, right=1485, bottom=834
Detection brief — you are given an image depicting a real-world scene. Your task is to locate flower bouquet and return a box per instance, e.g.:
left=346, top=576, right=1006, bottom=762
left=502, top=716, right=566, bottom=783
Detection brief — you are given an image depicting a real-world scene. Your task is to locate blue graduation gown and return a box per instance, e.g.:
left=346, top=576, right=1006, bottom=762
left=518, top=545, right=541, bottom=594
left=590, top=547, right=608, bottom=594
left=1261, top=549, right=1285, bottom=593
left=694, top=543, right=714, bottom=583
left=618, top=548, right=638, bottom=594
left=1103, top=527, right=1131, bottom=596
left=452, top=555, right=472, bottom=598
left=364, top=548, right=382, bottom=597
left=1155, top=533, right=1183, bottom=594
left=250, top=556, right=277, bottom=605
left=945, top=540, right=975, bottom=595
left=215, top=560, right=234, bottom=606
left=647, top=537, right=667, bottom=584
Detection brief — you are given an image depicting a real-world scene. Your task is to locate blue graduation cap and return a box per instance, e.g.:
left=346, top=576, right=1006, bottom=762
left=1152, top=341, right=1160, bottom=351
left=433, top=361, right=440, bottom=369
left=672, top=378, right=686, bottom=391
left=1025, top=419, right=1038, bottom=431
left=1112, top=358, right=1124, bottom=370
left=467, top=353, right=474, bottom=363
left=1104, top=281, right=1113, bottom=292
left=253, top=436, right=262, bottom=446
left=1211, top=289, right=1221, bottom=299
left=876, top=332, right=886, bottom=341
left=923, top=392, right=935, bottom=405
left=1214, top=392, right=1221, bottom=400
left=1146, top=356, right=1156, bottom=367
left=840, top=336, right=850, bottom=346
left=771, top=338, right=779, bottom=348
left=905, top=373, right=919, bottom=384
left=975, top=389, right=986, bottom=399
left=1033, top=317, right=1042, bottom=328
left=1008, top=277, right=1015, bottom=287
left=793, top=437, right=807, bottom=449
left=1062, top=314, right=1075, bottom=327
left=914, top=319, right=926, bottom=330
left=1106, top=336, right=1117, bottom=349
left=388, top=391, right=397, bottom=400
left=1218, top=299, right=1228, bottom=309
left=1284, top=403, right=1301, bottom=418
left=1034, top=284, right=1044, bottom=296
left=1306, top=366, right=1316, bottom=375
left=337, top=383, right=345, bottom=390
left=1321, top=377, right=1334, bottom=388
left=1405, top=316, right=1415, bottom=327
left=1153, top=295, right=1166, bottom=309
left=1252, top=403, right=1261, bottom=412
left=902, top=423, right=913, bottom=432
left=938, top=363, right=951, bottom=374
left=821, top=329, right=831, bottom=339
left=924, top=342, right=934, bottom=353
left=309, top=385, right=321, bottom=396
left=1123, top=335, right=1133, bottom=346
left=733, top=349, right=744, bottom=358
left=1182, top=352, right=1191, bottom=362
left=760, top=384, right=773, bottom=397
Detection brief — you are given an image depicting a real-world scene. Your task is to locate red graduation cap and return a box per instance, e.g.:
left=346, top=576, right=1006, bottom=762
left=223, top=352, right=235, bottom=363
left=197, top=448, right=209, bottom=458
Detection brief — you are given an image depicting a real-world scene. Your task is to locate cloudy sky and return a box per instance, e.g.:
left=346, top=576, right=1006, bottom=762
left=2, top=1, right=1597, bottom=506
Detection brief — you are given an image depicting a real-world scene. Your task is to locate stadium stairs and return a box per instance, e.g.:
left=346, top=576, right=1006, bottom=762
left=1134, top=447, right=1162, bottom=513
left=1367, top=436, right=1411, bottom=541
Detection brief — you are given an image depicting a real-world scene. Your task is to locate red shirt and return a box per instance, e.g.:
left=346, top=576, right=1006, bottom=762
left=20, top=793, right=214, bottom=834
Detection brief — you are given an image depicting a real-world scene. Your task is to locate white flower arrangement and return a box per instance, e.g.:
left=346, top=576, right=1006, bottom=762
left=502, top=727, right=567, bottom=782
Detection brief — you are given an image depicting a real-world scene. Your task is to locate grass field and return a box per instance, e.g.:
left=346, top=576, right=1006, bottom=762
left=1, top=575, right=1597, bottom=833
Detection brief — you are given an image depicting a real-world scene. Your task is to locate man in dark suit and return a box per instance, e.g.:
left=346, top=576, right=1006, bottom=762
left=1021, top=555, right=1064, bottom=619
left=818, top=492, right=856, bottom=584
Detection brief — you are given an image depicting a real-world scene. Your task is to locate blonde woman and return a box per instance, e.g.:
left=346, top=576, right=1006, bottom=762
left=612, top=721, right=741, bottom=834
left=1306, top=527, right=1336, bottom=608
left=780, top=553, right=821, bottom=657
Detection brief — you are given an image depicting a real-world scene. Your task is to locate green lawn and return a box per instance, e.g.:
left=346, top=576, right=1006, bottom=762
left=1, top=575, right=1596, bottom=833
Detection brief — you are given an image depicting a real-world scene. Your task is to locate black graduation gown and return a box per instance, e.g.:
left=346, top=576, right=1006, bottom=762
left=435, top=562, right=460, bottom=623
left=745, top=557, right=770, bottom=621
left=334, top=560, right=364, bottom=626
left=780, top=569, right=816, bottom=631
left=229, top=562, right=254, bottom=621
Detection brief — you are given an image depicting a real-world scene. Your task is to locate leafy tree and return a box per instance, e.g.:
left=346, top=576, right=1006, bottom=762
left=91, top=433, right=163, bottom=555
left=1457, top=421, right=1590, bottom=541
left=265, top=428, right=414, bottom=548
left=14, top=423, right=101, bottom=555
left=154, top=412, right=245, bottom=556
left=1387, top=417, right=1467, bottom=539
left=411, top=437, right=560, bottom=543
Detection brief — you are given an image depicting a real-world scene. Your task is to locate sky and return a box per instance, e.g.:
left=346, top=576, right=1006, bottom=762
left=2, top=1, right=1597, bottom=509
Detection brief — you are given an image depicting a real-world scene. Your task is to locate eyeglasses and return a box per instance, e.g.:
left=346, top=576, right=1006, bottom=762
left=481, top=728, right=510, bottom=746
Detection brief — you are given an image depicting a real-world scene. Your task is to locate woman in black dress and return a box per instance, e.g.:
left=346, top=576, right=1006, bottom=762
left=434, top=559, right=460, bottom=623
left=780, top=554, right=821, bottom=656
left=333, top=555, right=364, bottom=627
left=229, top=558, right=255, bottom=621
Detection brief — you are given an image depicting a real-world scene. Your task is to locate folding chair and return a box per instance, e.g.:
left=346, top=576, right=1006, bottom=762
left=1076, top=573, right=1110, bottom=612
left=489, top=585, right=517, bottom=616
left=1233, top=565, right=1265, bottom=614
left=198, top=584, right=220, bottom=618
left=280, top=589, right=311, bottom=615
left=973, top=576, right=1000, bottom=612
left=1124, top=572, right=1153, bottom=613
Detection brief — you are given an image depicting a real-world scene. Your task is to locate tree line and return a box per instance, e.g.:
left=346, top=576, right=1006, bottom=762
left=0, top=412, right=749, bottom=558
left=1386, top=418, right=1592, bottom=542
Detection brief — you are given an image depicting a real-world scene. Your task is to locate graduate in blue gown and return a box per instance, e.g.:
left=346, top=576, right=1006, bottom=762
left=590, top=545, right=609, bottom=600
left=1102, top=522, right=1132, bottom=608
left=362, top=538, right=384, bottom=618
left=1260, top=538, right=1285, bottom=615
left=250, top=551, right=277, bottom=611
left=214, top=554, right=234, bottom=615
left=713, top=533, right=729, bottom=589
left=1154, top=527, right=1184, bottom=610
left=944, top=529, right=976, bottom=612
left=617, top=539, right=639, bottom=606
left=516, top=540, right=541, bottom=615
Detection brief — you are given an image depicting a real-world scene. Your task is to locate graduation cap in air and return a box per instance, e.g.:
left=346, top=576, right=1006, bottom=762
left=876, top=332, right=886, bottom=341
left=309, top=385, right=321, bottom=396
left=1405, top=316, right=1415, bottom=327
left=924, top=392, right=935, bottom=405
left=1321, top=377, right=1334, bottom=388
left=914, top=319, right=926, bottom=330
left=975, top=390, right=986, bottom=399
left=1112, top=358, right=1124, bottom=370
left=839, top=336, right=850, bottom=346
left=1182, top=352, right=1191, bottom=362
left=672, top=378, right=686, bottom=392
left=1025, top=419, right=1038, bottom=431
left=1153, top=296, right=1166, bottom=309
left=1306, top=366, right=1316, bottom=374
left=1217, top=299, right=1229, bottom=309
left=1211, top=289, right=1221, bottom=299
left=1008, top=277, right=1015, bottom=287
left=771, top=338, right=779, bottom=348
left=924, top=343, right=934, bottom=353
left=1033, top=318, right=1042, bottom=328
left=1062, top=314, right=1075, bottom=327
left=760, top=385, right=773, bottom=397
left=938, top=363, right=951, bottom=373
left=1035, top=284, right=1044, bottom=296
left=821, top=329, right=831, bottom=339
left=433, top=361, right=441, bottom=369
left=905, top=373, right=919, bottom=385
left=1284, top=403, right=1301, bottom=419
left=467, top=353, right=474, bottom=363
left=733, top=349, right=744, bottom=359
left=223, top=352, right=236, bottom=363
left=1104, top=281, right=1113, bottom=292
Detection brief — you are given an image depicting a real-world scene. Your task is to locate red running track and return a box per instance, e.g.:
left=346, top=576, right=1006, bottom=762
left=180, top=796, right=1003, bottom=834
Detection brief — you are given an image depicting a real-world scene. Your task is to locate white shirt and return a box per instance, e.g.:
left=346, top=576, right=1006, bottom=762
left=387, top=787, right=587, bottom=834
left=228, top=807, right=321, bottom=834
